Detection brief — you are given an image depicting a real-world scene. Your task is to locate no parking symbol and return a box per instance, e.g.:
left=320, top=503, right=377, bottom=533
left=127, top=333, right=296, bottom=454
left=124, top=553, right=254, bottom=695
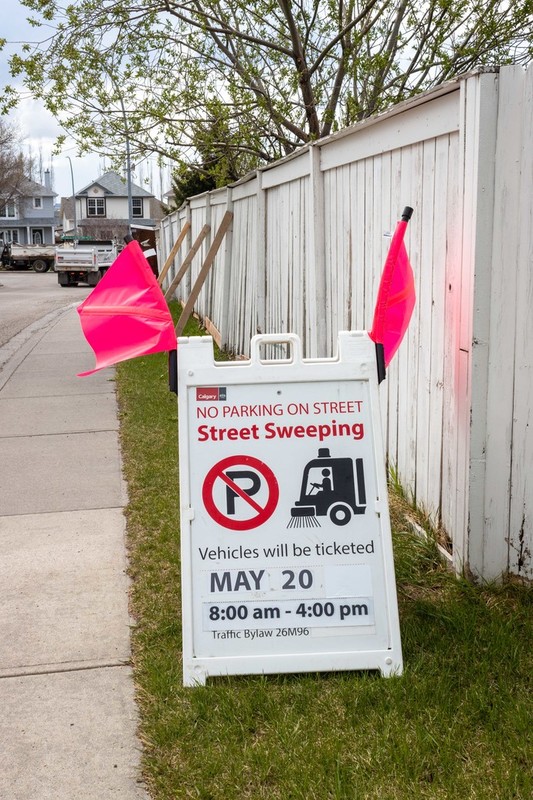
left=202, top=454, right=279, bottom=531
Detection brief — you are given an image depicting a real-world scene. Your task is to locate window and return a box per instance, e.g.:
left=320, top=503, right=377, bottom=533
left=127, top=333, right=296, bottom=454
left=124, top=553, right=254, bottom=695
left=0, top=200, right=16, bottom=218
left=34, top=197, right=43, bottom=209
left=0, top=230, right=19, bottom=243
left=132, top=197, right=143, bottom=217
left=87, top=197, right=106, bottom=217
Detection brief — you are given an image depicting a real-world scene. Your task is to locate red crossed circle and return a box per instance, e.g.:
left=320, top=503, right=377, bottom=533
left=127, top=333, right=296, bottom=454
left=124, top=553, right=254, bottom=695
left=202, top=454, right=279, bottom=531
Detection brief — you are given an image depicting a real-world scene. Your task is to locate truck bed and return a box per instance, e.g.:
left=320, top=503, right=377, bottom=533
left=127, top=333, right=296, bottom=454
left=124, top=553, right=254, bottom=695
left=54, top=242, right=118, bottom=286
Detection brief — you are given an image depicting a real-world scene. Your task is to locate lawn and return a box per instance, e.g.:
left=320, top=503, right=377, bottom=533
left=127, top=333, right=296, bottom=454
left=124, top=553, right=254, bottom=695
left=116, top=308, right=532, bottom=800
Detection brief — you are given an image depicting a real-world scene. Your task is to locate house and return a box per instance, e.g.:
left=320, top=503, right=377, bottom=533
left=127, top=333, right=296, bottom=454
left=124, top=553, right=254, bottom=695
left=0, top=170, right=57, bottom=245
left=60, top=171, right=163, bottom=242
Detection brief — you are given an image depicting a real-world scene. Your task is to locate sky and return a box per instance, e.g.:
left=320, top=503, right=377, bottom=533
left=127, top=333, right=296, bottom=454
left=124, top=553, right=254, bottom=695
left=1, top=0, right=170, bottom=200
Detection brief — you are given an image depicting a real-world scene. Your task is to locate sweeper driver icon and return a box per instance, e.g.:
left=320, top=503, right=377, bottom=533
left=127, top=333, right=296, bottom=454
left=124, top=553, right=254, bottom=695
left=288, top=447, right=367, bottom=528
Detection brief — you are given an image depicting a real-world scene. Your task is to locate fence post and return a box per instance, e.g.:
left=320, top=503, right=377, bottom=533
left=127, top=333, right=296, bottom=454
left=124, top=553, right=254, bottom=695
left=184, top=201, right=192, bottom=297
left=218, top=187, right=234, bottom=351
left=308, top=144, right=327, bottom=357
left=459, top=73, right=499, bottom=579
left=255, top=171, right=266, bottom=342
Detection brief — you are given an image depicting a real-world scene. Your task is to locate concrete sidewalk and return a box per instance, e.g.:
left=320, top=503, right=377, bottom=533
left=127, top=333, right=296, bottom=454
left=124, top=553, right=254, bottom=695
left=0, top=307, right=147, bottom=799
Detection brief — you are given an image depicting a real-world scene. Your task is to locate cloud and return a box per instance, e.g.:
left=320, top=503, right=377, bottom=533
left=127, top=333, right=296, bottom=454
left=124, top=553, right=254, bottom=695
left=15, top=94, right=63, bottom=142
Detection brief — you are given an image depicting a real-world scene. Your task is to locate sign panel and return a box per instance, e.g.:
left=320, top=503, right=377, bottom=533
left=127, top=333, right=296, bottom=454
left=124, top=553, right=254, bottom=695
left=177, top=332, right=402, bottom=685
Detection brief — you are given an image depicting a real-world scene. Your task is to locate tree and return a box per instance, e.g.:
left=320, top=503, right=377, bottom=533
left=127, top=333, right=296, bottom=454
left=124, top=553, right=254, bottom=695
left=167, top=107, right=259, bottom=208
left=0, top=119, right=33, bottom=214
left=6, top=0, right=533, bottom=182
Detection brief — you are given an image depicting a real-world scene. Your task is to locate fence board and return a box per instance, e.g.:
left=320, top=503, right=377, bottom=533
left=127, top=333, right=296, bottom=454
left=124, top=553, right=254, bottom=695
left=508, top=65, right=533, bottom=580
left=415, top=139, right=436, bottom=511
left=426, top=135, right=449, bottom=524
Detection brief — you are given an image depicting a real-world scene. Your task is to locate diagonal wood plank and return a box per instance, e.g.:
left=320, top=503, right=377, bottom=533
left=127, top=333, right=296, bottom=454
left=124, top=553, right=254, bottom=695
left=175, top=212, right=233, bottom=337
left=164, top=224, right=211, bottom=302
left=157, top=221, right=191, bottom=286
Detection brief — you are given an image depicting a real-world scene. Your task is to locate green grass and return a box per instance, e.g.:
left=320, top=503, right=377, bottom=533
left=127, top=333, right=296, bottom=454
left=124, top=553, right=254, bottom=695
left=117, top=307, right=533, bottom=800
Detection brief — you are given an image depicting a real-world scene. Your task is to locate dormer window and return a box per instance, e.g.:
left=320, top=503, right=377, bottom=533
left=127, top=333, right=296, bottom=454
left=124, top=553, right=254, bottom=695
left=132, top=197, right=143, bottom=217
left=87, top=197, right=106, bottom=216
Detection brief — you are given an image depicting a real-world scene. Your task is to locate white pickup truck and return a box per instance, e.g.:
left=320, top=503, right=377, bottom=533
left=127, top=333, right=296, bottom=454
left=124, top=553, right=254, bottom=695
left=1, top=242, right=56, bottom=272
left=54, top=241, right=118, bottom=287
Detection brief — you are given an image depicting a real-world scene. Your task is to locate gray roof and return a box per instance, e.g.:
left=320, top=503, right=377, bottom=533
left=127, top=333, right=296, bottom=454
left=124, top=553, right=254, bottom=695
left=17, top=178, right=57, bottom=198
left=77, top=171, right=154, bottom=198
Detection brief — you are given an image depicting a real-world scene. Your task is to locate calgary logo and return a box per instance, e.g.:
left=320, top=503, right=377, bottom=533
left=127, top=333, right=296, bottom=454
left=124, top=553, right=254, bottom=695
left=196, top=387, right=227, bottom=401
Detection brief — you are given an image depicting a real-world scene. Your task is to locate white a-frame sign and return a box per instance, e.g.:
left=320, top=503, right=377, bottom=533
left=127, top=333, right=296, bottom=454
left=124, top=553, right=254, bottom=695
left=177, top=332, right=403, bottom=686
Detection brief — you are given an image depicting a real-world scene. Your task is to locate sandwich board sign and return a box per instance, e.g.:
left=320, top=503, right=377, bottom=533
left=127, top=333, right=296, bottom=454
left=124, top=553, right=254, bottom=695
left=177, top=332, right=403, bottom=686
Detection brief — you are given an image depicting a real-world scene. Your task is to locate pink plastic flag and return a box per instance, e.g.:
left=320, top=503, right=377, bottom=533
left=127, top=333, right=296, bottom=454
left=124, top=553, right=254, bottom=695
left=77, top=240, right=177, bottom=376
left=369, top=207, right=415, bottom=367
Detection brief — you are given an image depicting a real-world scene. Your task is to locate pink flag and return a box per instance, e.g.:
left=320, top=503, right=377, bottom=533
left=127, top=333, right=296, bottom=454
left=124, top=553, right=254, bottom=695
left=369, top=207, right=415, bottom=367
left=77, top=240, right=177, bottom=376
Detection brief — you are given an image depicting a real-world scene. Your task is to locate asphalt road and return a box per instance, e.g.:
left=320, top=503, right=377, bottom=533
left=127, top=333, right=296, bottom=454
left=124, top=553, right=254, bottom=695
left=0, top=269, right=91, bottom=349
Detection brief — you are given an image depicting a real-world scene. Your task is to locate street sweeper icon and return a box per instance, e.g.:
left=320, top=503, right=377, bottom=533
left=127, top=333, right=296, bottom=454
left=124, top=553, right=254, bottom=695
left=288, top=447, right=367, bottom=528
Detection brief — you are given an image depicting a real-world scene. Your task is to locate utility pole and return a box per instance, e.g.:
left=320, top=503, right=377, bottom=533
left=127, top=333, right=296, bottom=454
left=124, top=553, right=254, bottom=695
left=65, top=156, right=78, bottom=241
left=116, top=91, right=133, bottom=239
left=104, top=65, right=133, bottom=239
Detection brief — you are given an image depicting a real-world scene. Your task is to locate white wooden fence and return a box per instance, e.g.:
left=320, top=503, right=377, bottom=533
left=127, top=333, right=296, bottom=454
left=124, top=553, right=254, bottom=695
left=159, top=65, right=533, bottom=583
